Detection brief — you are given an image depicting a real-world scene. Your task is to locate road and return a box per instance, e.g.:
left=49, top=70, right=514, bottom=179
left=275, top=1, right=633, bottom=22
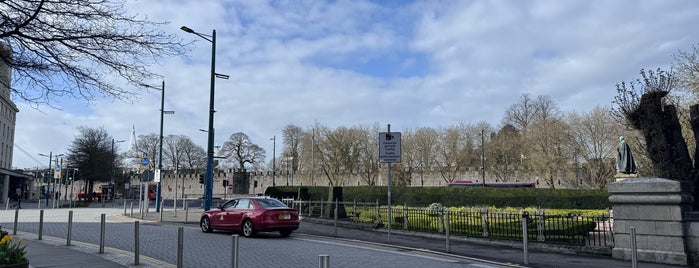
left=1, top=208, right=506, bottom=267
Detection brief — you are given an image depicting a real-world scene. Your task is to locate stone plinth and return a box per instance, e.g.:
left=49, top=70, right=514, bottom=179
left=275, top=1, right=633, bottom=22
left=608, top=177, right=693, bottom=266
left=614, top=173, right=639, bottom=182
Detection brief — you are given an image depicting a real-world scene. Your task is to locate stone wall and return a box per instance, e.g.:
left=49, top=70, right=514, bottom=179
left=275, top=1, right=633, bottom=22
left=608, top=177, right=693, bottom=265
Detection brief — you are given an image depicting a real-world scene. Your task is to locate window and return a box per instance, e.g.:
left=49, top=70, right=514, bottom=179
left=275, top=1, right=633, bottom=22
left=222, top=200, right=237, bottom=209
left=256, top=198, right=288, bottom=208
left=234, top=199, right=251, bottom=209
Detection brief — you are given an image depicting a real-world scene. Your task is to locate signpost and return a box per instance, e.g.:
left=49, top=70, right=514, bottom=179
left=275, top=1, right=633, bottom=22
left=379, top=124, right=401, bottom=243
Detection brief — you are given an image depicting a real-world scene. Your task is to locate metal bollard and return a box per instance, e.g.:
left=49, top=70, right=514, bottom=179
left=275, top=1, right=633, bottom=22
left=445, top=210, right=450, bottom=253
left=184, top=201, right=189, bottom=224
left=12, top=208, right=19, bottom=235
left=130, top=202, right=134, bottom=217
left=38, top=200, right=41, bottom=210
left=160, top=199, right=164, bottom=222
left=177, top=227, right=184, bottom=268
left=99, top=213, right=106, bottom=253
left=124, top=201, right=127, bottom=215
left=39, top=209, right=44, bottom=240
left=318, top=254, right=330, bottom=268
left=67, top=210, right=73, bottom=246
left=631, top=227, right=638, bottom=268
left=522, top=212, right=529, bottom=265
left=174, top=198, right=177, bottom=217
left=134, top=221, right=140, bottom=265
left=231, top=234, right=240, bottom=268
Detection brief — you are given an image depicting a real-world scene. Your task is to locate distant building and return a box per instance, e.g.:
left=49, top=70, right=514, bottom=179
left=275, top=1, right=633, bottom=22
left=0, top=43, right=28, bottom=205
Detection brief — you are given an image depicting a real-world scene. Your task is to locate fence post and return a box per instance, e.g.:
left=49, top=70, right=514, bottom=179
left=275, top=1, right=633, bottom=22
left=177, top=226, right=184, bottom=268
left=353, top=199, right=357, bottom=222
left=231, top=234, right=240, bottom=268
left=537, top=209, right=545, bottom=242
left=334, top=199, right=338, bottom=238
left=445, top=210, right=451, bottom=253
left=522, top=211, right=529, bottom=265
left=318, top=254, right=330, bottom=268
left=12, top=208, right=18, bottom=235
left=403, top=202, right=408, bottom=230
left=159, top=199, right=164, bottom=222
left=67, top=210, right=73, bottom=246
left=481, top=208, right=489, bottom=238
left=130, top=202, right=134, bottom=218
left=184, top=201, right=189, bottom=224
left=134, top=221, right=140, bottom=265
left=631, top=227, right=638, bottom=268
left=375, top=199, right=380, bottom=225
left=320, top=199, right=324, bottom=218
left=99, top=213, right=106, bottom=253
left=38, top=209, right=44, bottom=240
left=124, top=201, right=127, bottom=215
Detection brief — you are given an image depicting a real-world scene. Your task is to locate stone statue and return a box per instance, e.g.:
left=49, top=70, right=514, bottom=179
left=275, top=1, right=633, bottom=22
left=617, top=136, right=637, bottom=174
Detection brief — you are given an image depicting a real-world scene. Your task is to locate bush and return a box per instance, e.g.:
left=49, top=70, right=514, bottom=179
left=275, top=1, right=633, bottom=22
left=267, top=186, right=609, bottom=209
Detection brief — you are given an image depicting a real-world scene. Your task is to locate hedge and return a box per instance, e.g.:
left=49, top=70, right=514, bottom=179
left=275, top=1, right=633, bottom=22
left=265, top=186, right=610, bottom=209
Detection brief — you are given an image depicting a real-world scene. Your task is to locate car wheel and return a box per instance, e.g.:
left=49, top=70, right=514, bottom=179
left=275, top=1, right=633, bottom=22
left=242, top=219, right=255, bottom=237
left=200, top=216, right=212, bottom=233
left=279, top=230, right=292, bottom=237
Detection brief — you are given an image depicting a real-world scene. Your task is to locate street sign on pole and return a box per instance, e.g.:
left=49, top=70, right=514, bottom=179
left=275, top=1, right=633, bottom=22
left=141, top=157, right=149, bottom=167
left=154, top=169, right=161, bottom=183
left=379, top=132, right=401, bottom=163
left=54, top=164, right=61, bottom=179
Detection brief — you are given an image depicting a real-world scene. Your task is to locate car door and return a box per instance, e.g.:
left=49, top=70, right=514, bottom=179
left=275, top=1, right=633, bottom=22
left=229, top=198, right=250, bottom=229
left=211, top=199, right=237, bottom=229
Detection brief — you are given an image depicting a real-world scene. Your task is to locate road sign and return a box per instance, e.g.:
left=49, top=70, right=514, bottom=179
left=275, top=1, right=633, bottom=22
left=379, top=132, right=401, bottom=163
left=54, top=164, right=61, bottom=179
left=141, top=157, right=149, bottom=167
left=154, top=169, right=161, bottom=183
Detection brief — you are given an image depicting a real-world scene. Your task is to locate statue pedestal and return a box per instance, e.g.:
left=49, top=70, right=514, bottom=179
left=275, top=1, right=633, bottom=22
left=614, top=173, right=638, bottom=182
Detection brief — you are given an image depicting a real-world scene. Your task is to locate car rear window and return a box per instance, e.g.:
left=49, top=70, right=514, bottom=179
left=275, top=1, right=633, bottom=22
left=256, top=198, right=289, bottom=208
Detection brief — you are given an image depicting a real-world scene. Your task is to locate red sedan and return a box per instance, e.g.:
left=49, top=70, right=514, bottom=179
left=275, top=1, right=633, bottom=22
left=200, top=197, right=299, bottom=237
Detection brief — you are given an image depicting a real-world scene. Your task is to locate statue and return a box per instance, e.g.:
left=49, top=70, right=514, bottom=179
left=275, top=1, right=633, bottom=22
left=616, top=136, right=637, bottom=174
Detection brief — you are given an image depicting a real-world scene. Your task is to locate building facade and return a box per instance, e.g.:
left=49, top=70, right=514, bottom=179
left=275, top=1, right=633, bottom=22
left=0, top=43, right=25, bottom=206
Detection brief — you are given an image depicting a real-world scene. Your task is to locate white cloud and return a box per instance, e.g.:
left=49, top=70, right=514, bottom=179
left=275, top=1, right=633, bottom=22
left=11, top=0, right=699, bottom=169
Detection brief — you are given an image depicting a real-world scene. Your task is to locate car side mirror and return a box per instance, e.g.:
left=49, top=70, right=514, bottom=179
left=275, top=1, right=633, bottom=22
left=218, top=204, right=224, bottom=210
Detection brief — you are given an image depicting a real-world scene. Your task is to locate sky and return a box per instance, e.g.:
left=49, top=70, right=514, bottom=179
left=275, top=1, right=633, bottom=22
left=10, top=0, right=699, bottom=170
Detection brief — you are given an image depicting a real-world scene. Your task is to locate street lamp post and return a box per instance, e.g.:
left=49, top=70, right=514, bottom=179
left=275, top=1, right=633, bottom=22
left=271, top=136, right=276, bottom=187
left=38, top=152, right=52, bottom=207
left=142, top=81, right=173, bottom=212
left=181, top=25, right=228, bottom=211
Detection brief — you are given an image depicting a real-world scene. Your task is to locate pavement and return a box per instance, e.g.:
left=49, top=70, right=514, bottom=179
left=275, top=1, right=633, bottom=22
left=9, top=199, right=687, bottom=268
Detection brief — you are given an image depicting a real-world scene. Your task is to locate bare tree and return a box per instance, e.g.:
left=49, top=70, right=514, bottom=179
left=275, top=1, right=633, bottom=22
left=180, top=138, right=206, bottom=172
left=568, top=106, right=620, bottom=189
left=357, top=124, right=380, bottom=186
left=65, top=126, right=116, bottom=197
left=488, top=124, right=522, bottom=182
left=0, top=0, right=187, bottom=106
left=282, top=124, right=304, bottom=174
left=673, top=44, right=699, bottom=95
left=163, top=135, right=190, bottom=172
left=124, top=133, right=159, bottom=169
left=434, top=124, right=470, bottom=183
left=412, top=127, right=439, bottom=186
left=504, top=93, right=539, bottom=134
left=314, top=124, right=361, bottom=186
left=527, top=95, right=569, bottom=188
left=219, top=132, right=266, bottom=169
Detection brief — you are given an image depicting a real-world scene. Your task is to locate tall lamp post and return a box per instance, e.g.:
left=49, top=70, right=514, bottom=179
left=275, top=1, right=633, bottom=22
left=38, top=152, right=53, bottom=207
left=141, top=81, right=174, bottom=212
left=270, top=136, right=276, bottom=187
left=181, top=25, right=229, bottom=211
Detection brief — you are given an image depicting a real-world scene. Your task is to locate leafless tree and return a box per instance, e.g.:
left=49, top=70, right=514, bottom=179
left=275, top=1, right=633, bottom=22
left=282, top=124, right=304, bottom=174
left=673, top=44, right=699, bottom=96
left=219, top=132, right=266, bottom=170
left=179, top=138, right=206, bottom=172
left=314, top=124, right=361, bottom=186
left=488, top=124, right=522, bottom=182
left=412, top=127, right=439, bottom=186
left=124, top=133, right=159, bottom=169
left=527, top=95, right=569, bottom=188
left=0, top=0, right=187, bottom=106
left=504, top=93, right=539, bottom=134
left=434, top=124, right=470, bottom=183
left=568, top=106, right=619, bottom=189
left=357, top=124, right=380, bottom=185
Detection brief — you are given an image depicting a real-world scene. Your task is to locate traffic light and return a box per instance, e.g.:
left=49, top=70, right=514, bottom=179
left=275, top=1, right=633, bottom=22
left=199, top=174, right=204, bottom=184
left=222, top=180, right=229, bottom=187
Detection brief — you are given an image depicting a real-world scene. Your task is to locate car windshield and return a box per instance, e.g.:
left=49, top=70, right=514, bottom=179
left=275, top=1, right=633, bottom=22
left=255, top=198, right=288, bottom=208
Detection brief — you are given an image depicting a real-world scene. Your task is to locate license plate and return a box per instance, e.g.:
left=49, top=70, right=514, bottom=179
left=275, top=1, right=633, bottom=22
left=279, top=214, right=290, bottom=220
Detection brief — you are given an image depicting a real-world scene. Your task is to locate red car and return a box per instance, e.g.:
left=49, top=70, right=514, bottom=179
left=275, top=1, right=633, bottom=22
left=200, top=197, right=299, bottom=237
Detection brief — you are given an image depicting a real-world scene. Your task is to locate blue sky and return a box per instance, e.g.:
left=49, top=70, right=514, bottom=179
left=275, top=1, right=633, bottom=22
left=11, top=0, right=699, bottom=169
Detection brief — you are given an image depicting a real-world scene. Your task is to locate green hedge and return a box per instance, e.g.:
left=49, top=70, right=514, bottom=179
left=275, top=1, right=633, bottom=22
left=265, top=186, right=610, bottom=209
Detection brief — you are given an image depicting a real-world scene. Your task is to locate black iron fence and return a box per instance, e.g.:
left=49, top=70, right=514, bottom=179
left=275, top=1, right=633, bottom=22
left=287, top=199, right=613, bottom=248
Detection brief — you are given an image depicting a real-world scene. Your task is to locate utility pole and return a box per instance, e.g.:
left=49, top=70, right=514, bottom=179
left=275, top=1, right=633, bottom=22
left=481, top=129, right=485, bottom=187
